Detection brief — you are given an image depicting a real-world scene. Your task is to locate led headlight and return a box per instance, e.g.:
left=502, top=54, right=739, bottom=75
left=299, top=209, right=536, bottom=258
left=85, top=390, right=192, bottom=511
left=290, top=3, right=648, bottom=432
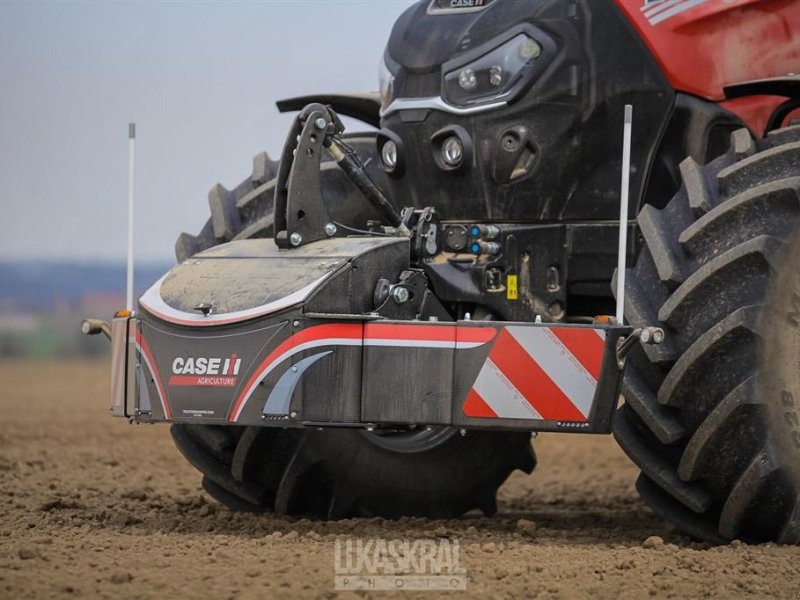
left=430, top=125, right=472, bottom=172
left=376, top=129, right=404, bottom=177
left=442, top=136, right=464, bottom=167
left=442, top=30, right=552, bottom=108
left=381, top=139, right=398, bottom=172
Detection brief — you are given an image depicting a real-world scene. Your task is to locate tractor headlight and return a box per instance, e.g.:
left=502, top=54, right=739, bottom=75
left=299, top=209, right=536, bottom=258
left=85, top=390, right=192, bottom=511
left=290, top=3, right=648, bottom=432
left=443, top=33, right=545, bottom=108
left=379, top=57, right=395, bottom=111
left=381, top=139, right=398, bottom=172
left=441, top=136, right=464, bottom=167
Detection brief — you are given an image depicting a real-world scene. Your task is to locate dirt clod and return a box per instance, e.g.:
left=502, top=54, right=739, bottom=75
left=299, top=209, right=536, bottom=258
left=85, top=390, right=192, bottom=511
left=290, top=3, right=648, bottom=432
left=110, top=571, right=133, bottom=584
left=516, top=519, right=537, bottom=538
left=17, top=546, right=39, bottom=560
left=642, top=535, right=664, bottom=549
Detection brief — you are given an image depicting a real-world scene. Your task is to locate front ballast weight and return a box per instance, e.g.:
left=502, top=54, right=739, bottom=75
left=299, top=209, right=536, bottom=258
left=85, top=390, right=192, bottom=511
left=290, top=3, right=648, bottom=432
left=106, top=284, right=626, bottom=435
left=96, top=232, right=658, bottom=436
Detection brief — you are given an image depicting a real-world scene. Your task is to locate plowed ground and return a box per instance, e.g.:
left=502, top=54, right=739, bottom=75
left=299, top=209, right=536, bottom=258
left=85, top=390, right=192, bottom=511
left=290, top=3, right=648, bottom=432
left=1, top=360, right=798, bottom=599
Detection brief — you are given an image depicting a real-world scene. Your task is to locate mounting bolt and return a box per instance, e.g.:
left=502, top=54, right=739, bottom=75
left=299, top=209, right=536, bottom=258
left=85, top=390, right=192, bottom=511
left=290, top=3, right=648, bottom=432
left=291, top=366, right=298, bottom=373
left=290, top=411, right=298, bottom=419
left=314, top=117, right=327, bottom=130
left=459, top=429, right=467, bottom=437
left=392, top=286, right=410, bottom=304
left=290, top=232, right=302, bottom=247
left=324, top=222, right=337, bottom=237
left=293, top=320, right=300, bottom=328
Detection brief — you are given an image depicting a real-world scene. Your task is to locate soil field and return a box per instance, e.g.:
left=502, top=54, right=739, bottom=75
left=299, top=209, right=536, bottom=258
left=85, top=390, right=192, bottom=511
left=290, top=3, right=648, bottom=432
left=1, top=359, right=799, bottom=599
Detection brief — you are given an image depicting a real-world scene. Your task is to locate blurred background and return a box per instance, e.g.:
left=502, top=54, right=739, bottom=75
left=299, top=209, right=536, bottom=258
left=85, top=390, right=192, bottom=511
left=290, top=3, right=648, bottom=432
left=0, top=0, right=413, bottom=358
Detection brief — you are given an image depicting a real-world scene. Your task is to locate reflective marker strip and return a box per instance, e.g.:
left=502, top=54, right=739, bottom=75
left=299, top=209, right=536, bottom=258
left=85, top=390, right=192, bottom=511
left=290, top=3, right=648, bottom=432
left=462, top=389, right=498, bottom=418
left=464, top=326, right=605, bottom=422
left=507, top=327, right=598, bottom=418
left=471, top=358, right=543, bottom=420
left=548, top=327, right=605, bottom=380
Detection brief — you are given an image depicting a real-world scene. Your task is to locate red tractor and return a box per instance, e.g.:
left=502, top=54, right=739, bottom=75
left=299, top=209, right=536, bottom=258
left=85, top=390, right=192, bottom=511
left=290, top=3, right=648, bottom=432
left=86, top=0, right=800, bottom=544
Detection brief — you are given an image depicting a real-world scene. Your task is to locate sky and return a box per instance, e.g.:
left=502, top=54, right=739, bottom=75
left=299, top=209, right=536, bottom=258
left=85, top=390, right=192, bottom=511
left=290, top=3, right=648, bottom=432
left=0, top=0, right=413, bottom=264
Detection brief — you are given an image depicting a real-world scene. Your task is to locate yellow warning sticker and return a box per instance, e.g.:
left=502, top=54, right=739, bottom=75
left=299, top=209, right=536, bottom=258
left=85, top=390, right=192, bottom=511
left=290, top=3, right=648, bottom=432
left=507, top=274, right=518, bottom=300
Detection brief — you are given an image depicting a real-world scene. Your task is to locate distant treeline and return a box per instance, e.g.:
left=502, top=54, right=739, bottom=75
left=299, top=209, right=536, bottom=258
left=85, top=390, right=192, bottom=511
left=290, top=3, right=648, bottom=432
left=0, top=260, right=172, bottom=357
left=0, top=261, right=171, bottom=312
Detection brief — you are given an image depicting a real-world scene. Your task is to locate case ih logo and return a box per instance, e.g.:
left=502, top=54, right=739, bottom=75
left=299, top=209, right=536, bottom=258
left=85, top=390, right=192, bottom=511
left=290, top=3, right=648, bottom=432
left=168, top=354, right=242, bottom=387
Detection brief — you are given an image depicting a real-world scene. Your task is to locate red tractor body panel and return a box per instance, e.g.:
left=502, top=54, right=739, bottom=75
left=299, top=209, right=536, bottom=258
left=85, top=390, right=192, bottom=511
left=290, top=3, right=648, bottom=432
left=616, top=0, right=800, bottom=133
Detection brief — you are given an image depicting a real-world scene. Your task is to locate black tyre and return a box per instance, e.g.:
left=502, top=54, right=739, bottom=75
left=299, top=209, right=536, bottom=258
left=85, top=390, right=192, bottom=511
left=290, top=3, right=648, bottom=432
left=615, top=125, right=800, bottom=543
left=172, top=425, right=535, bottom=518
left=170, top=139, right=536, bottom=519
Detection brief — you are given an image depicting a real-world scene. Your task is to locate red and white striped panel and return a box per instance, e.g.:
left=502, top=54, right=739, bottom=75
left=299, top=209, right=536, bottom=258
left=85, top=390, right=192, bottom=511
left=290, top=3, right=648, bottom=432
left=463, top=326, right=606, bottom=422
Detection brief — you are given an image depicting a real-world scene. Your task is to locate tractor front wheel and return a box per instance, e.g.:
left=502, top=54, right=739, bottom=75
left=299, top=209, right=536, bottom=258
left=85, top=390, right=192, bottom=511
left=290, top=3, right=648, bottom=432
left=616, top=126, right=800, bottom=543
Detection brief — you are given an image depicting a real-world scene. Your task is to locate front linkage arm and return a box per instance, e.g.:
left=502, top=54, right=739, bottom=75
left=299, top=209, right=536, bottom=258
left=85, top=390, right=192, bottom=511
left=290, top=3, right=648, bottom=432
left=273, top=103, right=408, bottom=249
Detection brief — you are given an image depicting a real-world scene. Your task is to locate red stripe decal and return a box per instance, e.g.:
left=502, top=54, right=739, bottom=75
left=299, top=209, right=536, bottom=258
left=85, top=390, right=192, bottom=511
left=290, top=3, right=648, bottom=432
left=463, top=389, right=498, bottom=418
left=488, top=329, right=586, bottom=422
left=135, top=329, right=172, bottom=420
left=365, top=323, right=496, bottom=346
left=456, top=326, right=498, bottom=345
left=365, top=323, right=457, bottom=342
left=229, top=323, right=363, bottom=422
left=549, top=327, right=605, bottom=379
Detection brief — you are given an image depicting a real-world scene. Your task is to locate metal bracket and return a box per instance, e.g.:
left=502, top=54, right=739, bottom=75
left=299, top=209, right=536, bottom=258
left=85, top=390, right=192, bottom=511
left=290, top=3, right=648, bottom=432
left=616, top=326, right=665, bottom=368
left=400, top=206, right=441, bottom=261
left=81, top=318, right=111, bottom=340
left=273, top=103, right=338, bottom=249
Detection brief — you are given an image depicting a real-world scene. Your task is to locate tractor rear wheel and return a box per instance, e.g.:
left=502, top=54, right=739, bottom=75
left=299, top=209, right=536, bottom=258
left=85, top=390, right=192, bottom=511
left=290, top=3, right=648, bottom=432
left=615, top=126, right=800, bottom=543
left=170, top=140, right=536, bottom=519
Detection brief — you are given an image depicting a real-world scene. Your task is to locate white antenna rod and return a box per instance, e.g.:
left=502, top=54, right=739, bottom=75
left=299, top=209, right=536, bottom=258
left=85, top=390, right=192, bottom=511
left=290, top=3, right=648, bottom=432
left=616, top=105, right=633, bottom=324
left=126, top=123, right=136, bottom=312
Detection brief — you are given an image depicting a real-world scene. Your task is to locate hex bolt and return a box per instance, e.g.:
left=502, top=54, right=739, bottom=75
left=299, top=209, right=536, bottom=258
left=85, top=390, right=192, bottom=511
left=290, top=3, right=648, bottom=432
left=290, top=232, right=303, bottom=246
left=314, top=117, right=327, bottom=130
left=392, top=286, right=410, bottom=304
left=291, top=366, right=298, bottom=373
left=293, top=320, right=301, bottom=328
left=324, top=222, right=337, bottom=237
left=290, top=411, right=298, bottom=418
